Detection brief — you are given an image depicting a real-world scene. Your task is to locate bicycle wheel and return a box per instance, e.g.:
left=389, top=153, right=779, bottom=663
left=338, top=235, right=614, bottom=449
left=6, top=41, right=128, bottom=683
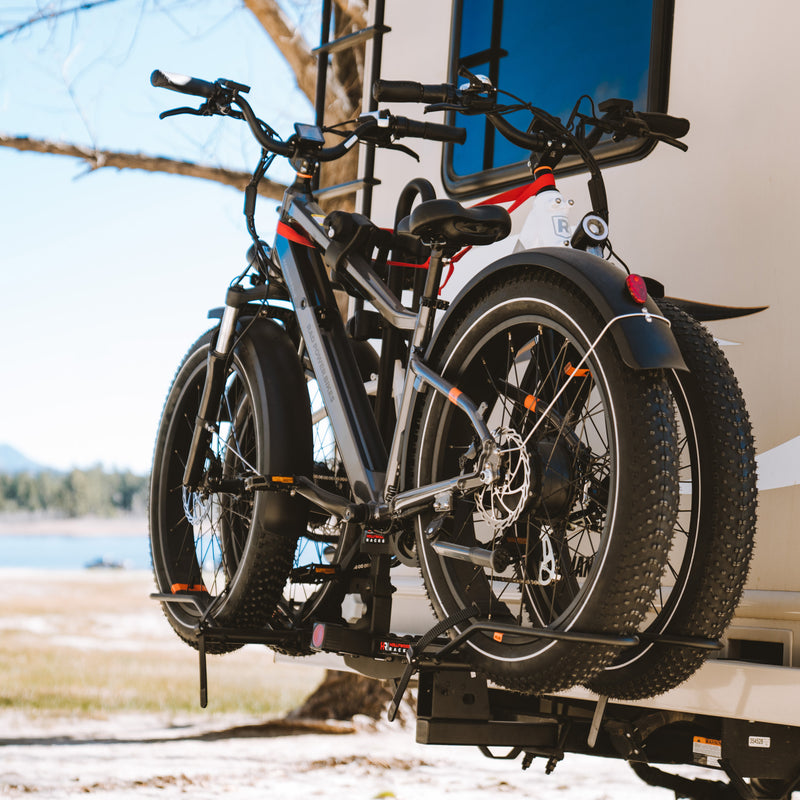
left=149, top=318, right=311, bottom=653
left=412, top=272, right=679, bottom=693
left=272, top=338, right=380, bottom=641
left=587, top=300, right=757, bottom=699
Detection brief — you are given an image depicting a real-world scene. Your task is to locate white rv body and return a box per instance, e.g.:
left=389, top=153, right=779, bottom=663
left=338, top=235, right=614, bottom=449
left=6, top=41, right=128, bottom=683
left=351, top=0, right=800, bottom=731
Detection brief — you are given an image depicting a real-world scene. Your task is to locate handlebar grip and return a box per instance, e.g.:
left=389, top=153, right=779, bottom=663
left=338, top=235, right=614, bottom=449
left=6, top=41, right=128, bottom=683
left=394, top=117, right=466, bottom=145
left=637, top=111, right=690, bottom=140
left=150, top=70, right=217, bottom=99
left=373, top=79, right=454, bottom=104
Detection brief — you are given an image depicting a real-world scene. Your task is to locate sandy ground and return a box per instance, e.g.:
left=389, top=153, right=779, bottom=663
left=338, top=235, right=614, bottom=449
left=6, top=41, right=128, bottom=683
left=0, top=568, right=710, bottom=799
left=0, top=711, right=689, bottom=800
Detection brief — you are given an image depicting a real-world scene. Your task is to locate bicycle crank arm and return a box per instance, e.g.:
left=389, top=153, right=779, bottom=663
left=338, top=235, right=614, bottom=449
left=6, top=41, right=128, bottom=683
left=245, top=474, right=372, bottom=522
left=430, top=540, right=510, bottom=573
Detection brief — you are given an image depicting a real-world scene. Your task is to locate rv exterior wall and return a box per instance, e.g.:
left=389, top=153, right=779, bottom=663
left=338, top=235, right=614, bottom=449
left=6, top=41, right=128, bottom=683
left=365, top=0, right=800, bottom=722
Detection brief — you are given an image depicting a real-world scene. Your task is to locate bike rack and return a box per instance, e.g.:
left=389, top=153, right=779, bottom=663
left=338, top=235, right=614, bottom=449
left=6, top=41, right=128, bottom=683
left=152, top=587, right=722, bottom=712
left=384, top=602, right=721, bottom=722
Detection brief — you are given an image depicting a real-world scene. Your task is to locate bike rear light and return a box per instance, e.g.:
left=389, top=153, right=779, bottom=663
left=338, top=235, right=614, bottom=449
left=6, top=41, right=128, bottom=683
left=625, top=274, right=648, bottom=305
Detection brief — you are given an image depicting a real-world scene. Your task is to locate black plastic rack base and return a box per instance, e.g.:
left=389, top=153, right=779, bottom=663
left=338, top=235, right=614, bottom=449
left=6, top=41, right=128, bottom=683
left=152, top=589, right=722, bottom=712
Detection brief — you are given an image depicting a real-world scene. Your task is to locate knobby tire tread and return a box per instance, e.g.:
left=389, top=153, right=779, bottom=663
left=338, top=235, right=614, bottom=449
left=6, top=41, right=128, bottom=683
left=412, top=270, right=679, bottom=693
left=588, top=301, right=757, bottom=699
left=149, top=320, right=311, bottom=654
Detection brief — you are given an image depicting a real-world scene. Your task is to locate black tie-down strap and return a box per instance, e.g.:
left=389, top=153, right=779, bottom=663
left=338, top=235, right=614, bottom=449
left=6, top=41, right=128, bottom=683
left=387, top=603, right=481, bottom=722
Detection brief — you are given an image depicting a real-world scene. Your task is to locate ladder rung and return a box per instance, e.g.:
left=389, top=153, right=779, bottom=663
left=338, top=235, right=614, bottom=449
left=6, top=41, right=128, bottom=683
left=315, top=177, right=380, bottom=200
left=460, top=47, right=509, bottom=69
left=313, top=24, right=391, bottom=56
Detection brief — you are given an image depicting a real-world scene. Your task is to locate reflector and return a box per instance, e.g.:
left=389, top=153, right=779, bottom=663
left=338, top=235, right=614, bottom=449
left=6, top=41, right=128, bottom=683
left=626, top=273, right=648, bottom=304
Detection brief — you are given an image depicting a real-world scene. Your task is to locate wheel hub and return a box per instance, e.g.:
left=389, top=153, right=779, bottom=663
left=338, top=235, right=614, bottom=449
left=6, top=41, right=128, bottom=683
left=531, top=436, right=581, bottom=520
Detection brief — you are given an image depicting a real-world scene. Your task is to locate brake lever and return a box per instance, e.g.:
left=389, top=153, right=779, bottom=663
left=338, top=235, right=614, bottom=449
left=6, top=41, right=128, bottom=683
left=384, top=141, right=420, bottom=161
left=365, top=130, right=420, bottom=159
left=356, top=115, right=420, bottom=160
left=158, top=98, right=245, bottom=121
left=158, top=105, right=212, bottom=120
left=651, top=132, right=689, bottom=152
left=425, top=98, right=499, bottom=116
left=424, top=102, right=465, bottom=114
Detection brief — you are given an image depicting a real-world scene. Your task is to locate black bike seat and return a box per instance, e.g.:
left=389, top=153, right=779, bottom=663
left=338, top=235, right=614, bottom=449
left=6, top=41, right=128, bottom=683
left=407, top=199, right=511, bottom=250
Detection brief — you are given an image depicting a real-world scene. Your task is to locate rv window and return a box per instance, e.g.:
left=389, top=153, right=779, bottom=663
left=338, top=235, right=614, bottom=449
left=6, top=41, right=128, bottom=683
left=444, top=0, right=674, bottom=197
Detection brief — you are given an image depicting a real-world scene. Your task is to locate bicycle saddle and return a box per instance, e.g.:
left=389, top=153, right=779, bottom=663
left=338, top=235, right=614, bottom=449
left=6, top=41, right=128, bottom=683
left=406, top=199, right=511, bottom=251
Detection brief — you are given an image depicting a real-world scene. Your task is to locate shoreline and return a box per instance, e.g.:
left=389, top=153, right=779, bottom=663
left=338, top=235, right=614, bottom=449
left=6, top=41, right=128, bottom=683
left=0, top=513, right=148, bottom=537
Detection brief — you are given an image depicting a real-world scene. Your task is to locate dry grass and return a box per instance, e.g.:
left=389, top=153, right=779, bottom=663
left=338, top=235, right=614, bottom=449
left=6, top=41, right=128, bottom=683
left=0, top=569, right=325, bottom=717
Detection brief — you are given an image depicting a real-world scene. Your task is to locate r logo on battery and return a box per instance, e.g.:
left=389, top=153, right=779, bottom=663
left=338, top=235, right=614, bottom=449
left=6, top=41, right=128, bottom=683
left=553, top=216, right=570, bottom=238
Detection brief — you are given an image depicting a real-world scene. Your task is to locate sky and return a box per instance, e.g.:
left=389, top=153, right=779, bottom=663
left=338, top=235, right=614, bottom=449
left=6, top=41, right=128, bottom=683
left=0, top=0, right=321, bottom=474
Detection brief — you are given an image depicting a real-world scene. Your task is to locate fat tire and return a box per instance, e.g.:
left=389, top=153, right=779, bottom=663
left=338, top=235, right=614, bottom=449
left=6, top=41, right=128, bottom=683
left=149, top=319, right=311, bottom=653
left=588, top=301, right=757, bottom=699
left=412, top=271, right=679, bottom=693
left=273, top=338, right=380, bottom=650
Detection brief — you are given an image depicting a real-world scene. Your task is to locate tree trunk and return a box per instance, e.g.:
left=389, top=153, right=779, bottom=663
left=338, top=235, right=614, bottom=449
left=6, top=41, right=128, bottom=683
left=288, top=670, right=394, bottom=721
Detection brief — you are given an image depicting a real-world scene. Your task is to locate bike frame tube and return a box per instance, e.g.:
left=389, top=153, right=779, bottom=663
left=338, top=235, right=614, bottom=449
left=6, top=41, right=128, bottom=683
left=275, top=191, right=497, bottom=514
left=272, top=227, right=387, bottom=504
left=288, top=199, right=417, bottom=332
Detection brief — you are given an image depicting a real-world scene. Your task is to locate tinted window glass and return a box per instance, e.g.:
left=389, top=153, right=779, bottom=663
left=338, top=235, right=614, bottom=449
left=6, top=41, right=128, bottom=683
left=447, top=0, right=671, bottom=193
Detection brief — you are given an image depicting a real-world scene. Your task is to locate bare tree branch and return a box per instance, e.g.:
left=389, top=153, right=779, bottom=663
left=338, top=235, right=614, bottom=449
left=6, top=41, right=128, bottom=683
left=0, top=0, right=121, bottom=40
left=332, top=0, right=367, bottom=30
left=1, top=2, right=369, bottom=206
left=0, top=134, right=287, bottom=199
left=242, top=0, right=318, bottom=104
left=243, top=0, right=355, bottom=121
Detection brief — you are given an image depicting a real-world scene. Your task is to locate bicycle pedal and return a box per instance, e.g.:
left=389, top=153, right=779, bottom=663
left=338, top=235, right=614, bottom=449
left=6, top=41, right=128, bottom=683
left=244, top=474, right=295, bottom=491
left=289, top=563, right=338, bottom=583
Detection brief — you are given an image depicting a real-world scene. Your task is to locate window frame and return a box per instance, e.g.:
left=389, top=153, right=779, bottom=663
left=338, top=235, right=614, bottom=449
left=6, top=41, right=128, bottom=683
left=442, top=0, right=676, bottom=198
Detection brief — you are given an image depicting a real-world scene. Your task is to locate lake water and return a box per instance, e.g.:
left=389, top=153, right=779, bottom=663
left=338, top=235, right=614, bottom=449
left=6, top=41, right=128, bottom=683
left=3, top=535, right=152, bottom=570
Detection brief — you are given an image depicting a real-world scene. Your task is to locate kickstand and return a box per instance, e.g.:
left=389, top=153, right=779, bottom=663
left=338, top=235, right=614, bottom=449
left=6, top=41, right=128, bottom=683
left=198, top=630, right=208, bottom=709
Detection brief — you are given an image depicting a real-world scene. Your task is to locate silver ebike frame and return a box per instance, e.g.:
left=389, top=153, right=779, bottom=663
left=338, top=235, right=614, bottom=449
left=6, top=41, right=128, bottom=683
left=273, top=191, right=495, bottom=521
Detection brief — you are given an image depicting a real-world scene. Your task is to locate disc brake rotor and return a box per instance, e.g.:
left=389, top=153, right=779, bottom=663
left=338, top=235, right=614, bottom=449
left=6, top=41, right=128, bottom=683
left=476, top=426, right=532, bottom=532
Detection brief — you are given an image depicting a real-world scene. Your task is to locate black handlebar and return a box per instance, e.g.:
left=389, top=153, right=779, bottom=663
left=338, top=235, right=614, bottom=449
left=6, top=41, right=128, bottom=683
left=150, top=69, right=218, bottom=99
left=152, top=69, right=467, bottom=163
left=374, top=76, right=690, bottom=156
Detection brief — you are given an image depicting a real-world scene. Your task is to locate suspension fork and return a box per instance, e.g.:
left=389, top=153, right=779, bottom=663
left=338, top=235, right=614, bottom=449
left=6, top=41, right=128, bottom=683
left=182, top=284, right=270, bottom=490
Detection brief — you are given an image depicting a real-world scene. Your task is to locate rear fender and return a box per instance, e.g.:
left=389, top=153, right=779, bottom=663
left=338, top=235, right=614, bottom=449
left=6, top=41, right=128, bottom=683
left=431, top=247, right=687, bottom=371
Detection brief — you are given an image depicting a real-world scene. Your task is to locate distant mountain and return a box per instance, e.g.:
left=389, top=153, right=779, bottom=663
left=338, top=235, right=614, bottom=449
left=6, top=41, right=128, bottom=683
left=0, top=444, right=50, bottom=474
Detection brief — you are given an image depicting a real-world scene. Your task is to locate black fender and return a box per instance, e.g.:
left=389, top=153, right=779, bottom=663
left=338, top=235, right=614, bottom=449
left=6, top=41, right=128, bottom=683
left=430, top=247, right=687, bottom=371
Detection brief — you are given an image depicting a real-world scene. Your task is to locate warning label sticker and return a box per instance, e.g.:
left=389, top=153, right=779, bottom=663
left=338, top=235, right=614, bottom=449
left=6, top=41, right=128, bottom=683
left=693, top=736, right=722, bottom=767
